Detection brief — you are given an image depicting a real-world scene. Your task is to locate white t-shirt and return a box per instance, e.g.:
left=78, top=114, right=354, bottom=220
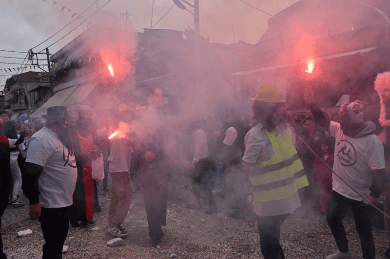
left=223, top=127, right=238, bottom=146
left=243, top=123, right=301, bottom=216
left=9, top=138, right=20, bottom=164
left=108, top=138, right=133, bottom=173
left=330, top=121, right=385, bottom=201
left=193, top=129, right=209, bottom=163
left=26, top=127, right=77, bottom=208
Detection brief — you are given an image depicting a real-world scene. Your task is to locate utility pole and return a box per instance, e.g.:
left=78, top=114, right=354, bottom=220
left=194, top=0, right=200, bottom=95
left=46, top=48, right=54, bottom=96
left=173, top=0, right=201, bottom=92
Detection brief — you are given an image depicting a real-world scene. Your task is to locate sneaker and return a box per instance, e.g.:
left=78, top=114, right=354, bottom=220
left=106, top=226, right=128, bottom=238
left=8, top=198, right=24, bottom=208
left=117, top=225, right=127, bottom=234
left=325, top=250, right=352, bottom=259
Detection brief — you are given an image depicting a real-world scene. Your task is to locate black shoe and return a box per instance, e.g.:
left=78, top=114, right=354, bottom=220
left=94, top=205, right=102, bottom=213
left=70, top=220, right=80, bottom=228
left=80, top=220, right=96, bottom=228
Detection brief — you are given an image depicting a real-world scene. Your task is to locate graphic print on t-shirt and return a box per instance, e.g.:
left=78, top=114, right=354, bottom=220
left=336, top=139, right=357, bottom=166
left=63, top=146, right=76, bottom=168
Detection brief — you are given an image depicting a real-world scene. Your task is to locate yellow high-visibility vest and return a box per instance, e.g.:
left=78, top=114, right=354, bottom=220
left=249, top=128, right=308, bottom=202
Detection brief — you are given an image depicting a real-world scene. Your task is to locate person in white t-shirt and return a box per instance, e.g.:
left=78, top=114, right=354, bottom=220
left=105, top=120, right=133, bottom=239
left=309, top=99, right=387, bottom=259
left=22, top=106, right=77, bottom=259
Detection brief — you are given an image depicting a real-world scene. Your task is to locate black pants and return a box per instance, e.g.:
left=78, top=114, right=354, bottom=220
left=326, top=191, right=375, bottom=259
left=143, top=171, right=169, bottom=245
left=0, top=191, right=8, bottom=259
left=39, top=207, right=70, bottom=259
left=256, top=213, right=289, bottom=259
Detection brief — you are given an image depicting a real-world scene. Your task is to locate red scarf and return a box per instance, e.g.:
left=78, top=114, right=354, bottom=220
left=0, top=134, right=10, bottom=147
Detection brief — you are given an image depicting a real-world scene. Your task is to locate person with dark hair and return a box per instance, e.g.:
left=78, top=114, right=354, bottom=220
left=3, top=121, right=25, bottom=208
left=67, top=105, right=100, bottom=228
left=306, top=87, right=388, bottom=259
left=22, top=106, right=77, bottom=259
left=191, top=117, right=218, bottom=214
left=242, top=84, right=308, bottom=259
left=298, top=116, right=324, bottom=208
left=105, top=118, right=133, bottom=238
left=138, top=87, right=170, bottom=247
left=0, top=118, right=12, bottom=259
left=31, top=118, right=44, bottom=133
left=313, top=137, right=334, bottom=214
left=0, top=111, right=9, bottom=123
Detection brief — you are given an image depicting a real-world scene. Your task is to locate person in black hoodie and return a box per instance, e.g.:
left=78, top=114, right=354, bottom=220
left=0, top=118, right=12, bottom=259
left=305, top=89, right=388, bottom=259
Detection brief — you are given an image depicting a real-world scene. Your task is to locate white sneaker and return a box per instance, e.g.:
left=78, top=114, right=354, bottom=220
left=325, top=250, right=352, bottom=259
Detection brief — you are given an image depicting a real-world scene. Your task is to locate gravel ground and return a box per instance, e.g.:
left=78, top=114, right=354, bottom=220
left=2, top=186, right=390, bottom=259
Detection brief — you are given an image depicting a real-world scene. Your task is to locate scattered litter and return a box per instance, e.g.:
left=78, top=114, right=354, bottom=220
left=68, top=237, right=75, bottom=239
left=107, top=238, right=123, bottom=247
left=91, top=227, right=100, bottom=231
left=306, top=233, right=315, bottom=238
left=170, top=254, right=177, bottom=258
left=62, top=245, right=69, bottom=253
left=17, top=229, right=32, bottom=237
left=201, top=218, right=205, bottom=222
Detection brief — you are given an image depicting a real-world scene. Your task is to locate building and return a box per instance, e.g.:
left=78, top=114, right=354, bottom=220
left=3, top=71, right=51, bottom=120
left=233, top=0, right=390, bottom=110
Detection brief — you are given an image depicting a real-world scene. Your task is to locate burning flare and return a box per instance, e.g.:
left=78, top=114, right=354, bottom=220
left=109, top=131, right=118, bottom=139
left=108, top=65, right=114, bottom=76
left=305, top=60, right=315, bottom=74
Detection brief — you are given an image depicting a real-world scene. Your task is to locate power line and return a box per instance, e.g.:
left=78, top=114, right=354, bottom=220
left=40, top=0, right=113, bottom=52
left=151, top=4, right=175, bottom=29
left=0, top=50, right=28, bottom=54
left=31, top=0, right=99, bottom=50
left=0, top=61, right=25, bottom=65
left=0, top=55, right=46, bottom=60
left=237, top=0, right=273, bottom=16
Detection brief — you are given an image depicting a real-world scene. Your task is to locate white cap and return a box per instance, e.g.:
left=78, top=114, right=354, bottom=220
left=223, top=127, right=238, bottom=146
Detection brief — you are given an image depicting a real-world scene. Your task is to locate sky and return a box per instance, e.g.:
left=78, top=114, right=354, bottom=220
left=0, top=0, right=300, bottom=89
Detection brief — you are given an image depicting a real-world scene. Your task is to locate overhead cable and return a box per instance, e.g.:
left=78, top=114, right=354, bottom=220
left=40, top=0, right=113, bottom=52
left=237, top=0, right=273, bottom=16
left=0, top=50, right=28, bottom=54
left=151, top=4, right=175, bottom=29
left=31, top=0, right=99, bottom=50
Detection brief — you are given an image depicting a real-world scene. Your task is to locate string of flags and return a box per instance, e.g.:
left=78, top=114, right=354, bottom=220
left=0, top=56, right=96, bottom=75
left=0, top=64, right=48, bottom=74
left=40, top=0, right=85, bottom=22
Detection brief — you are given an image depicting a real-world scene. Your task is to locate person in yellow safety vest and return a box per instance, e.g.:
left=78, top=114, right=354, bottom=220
left=242, top=84, right=308, bottom=259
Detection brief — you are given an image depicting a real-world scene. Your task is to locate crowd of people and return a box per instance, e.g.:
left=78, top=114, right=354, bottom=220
left=0, top=74, right=390, bottom=259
